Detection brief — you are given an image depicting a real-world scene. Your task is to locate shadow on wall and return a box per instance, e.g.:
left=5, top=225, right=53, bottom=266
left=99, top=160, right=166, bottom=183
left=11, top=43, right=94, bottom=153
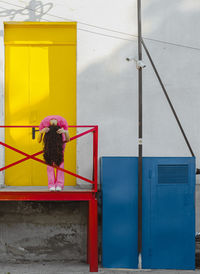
left=0, top=0, right=200, bottom=175
left=1, top=0, right=200, bottom=172
left=77, top=0, right=200, bottom=158
left=0, top=0, right=199, bottom=155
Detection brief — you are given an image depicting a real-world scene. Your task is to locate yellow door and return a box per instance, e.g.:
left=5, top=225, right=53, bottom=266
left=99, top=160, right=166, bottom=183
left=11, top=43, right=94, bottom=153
left=4, top=22, right=77, bottom=186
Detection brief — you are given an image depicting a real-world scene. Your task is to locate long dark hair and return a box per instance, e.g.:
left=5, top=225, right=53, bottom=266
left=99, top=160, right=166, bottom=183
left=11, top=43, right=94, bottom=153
left=43, top=125, right=64, bottom=167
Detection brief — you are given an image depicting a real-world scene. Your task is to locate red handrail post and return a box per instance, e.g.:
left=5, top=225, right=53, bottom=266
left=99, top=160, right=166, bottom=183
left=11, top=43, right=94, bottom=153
left=87, top=209, right=90, bottom=264
left=88, top=126, right=98, bottom=271
left=93, top=126, right=98, bottom=192
left=89, top=196, right=98, bottom=272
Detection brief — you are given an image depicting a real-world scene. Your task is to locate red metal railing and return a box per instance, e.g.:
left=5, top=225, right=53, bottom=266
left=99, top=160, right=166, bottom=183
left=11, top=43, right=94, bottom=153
left=0, top=125, right=98, bottom=192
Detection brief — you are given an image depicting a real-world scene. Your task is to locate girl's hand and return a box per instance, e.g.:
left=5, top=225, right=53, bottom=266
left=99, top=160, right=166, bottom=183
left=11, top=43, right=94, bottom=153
left=41, top=127, right=50, bottom=133
left=57, top=128, right=66, bottom=134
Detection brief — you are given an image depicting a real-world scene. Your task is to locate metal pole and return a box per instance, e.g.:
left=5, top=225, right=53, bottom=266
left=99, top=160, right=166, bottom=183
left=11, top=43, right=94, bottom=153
left=137, top=0, right=143, bottom=267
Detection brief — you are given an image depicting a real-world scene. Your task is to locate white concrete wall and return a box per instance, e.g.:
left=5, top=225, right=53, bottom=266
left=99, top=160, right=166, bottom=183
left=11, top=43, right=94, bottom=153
left=0, top=0, right=200, bottom=228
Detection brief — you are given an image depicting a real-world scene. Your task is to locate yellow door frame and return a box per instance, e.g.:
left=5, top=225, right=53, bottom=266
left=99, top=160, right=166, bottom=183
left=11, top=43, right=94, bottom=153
left=4, top=22, right=77, bottom=186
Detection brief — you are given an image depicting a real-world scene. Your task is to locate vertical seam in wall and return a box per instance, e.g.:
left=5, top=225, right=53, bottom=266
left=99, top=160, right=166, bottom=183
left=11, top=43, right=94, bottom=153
left=76, top=22, right=79, bottom=183
left=28, top=45, right=31, bottom=185
left=1, top=23, right=5, bottom=187
left=76, top=22, right=78, bottom=184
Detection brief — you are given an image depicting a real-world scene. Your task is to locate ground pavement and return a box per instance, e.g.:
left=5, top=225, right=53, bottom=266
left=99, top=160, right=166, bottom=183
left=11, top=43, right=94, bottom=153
left=0, top=263, right=199, bottom=274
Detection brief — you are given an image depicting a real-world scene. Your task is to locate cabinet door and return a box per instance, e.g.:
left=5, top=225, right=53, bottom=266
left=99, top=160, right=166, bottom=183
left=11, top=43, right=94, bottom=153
left=142, top=157, right=195, bottom=270
left=101, top=157, right=138, bottom=268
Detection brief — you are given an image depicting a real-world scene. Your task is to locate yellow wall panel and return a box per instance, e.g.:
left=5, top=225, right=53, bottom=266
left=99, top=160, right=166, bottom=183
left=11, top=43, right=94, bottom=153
left=4, top=22, right=77, bottom=186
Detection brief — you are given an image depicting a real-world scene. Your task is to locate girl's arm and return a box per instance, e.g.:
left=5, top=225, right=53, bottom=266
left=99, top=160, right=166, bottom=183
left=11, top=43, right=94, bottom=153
left=56, top=128, right=70, bottom=142
left=37, top=127, right=49, bottom=143
left=64, top=130, right=70, bottom=142
left=37, top=131, right=43, bottom=143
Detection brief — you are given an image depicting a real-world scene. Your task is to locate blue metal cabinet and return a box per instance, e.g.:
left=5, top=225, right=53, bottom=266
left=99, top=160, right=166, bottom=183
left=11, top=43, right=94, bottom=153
left=101, top=157, right=195, bottom=270
left=101, top=157, right=138, bottom=268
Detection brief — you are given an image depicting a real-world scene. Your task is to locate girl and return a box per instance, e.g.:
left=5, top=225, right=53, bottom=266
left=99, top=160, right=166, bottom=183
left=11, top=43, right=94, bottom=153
left=37, top=115, right=70, bottom=191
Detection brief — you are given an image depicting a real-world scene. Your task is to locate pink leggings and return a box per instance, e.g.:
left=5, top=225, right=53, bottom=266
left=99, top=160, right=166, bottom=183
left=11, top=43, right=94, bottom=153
left=47, top=161, right=65, bottom=189
left=47, top=144, right=66, bottom=189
